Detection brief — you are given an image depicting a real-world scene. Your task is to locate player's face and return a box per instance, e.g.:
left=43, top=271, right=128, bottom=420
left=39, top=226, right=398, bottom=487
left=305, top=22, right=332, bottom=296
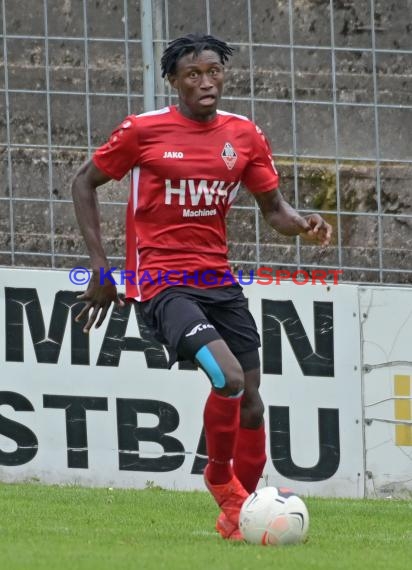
left=169, top=50, right=225, bottom=122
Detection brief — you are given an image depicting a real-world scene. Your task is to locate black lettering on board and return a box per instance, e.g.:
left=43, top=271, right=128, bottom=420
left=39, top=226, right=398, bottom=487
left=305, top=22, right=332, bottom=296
left=5, top=288, right=89, bottom=365
left=4, top=288, right=171, bottom=368
left=262, top=300, right=334, bottom=376
left=97, top=301, right=168, bottom=368
left=117, top=399, right=185, bottom=472
left=269, top=405, right=340, bottom=481
left=43, top=394, right=108, bottom=468
left=0, top=391, right=38, bottom=466
left=190, top=426, right=207, bottom=474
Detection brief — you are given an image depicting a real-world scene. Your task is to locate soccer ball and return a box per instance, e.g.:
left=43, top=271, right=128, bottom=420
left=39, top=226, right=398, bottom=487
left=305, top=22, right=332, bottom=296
left=239, top=486, right=309, bottom=546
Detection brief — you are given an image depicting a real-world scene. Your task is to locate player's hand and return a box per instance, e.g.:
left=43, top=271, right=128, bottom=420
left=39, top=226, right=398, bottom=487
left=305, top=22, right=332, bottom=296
left=298, top=214, right=332, bottom=246
left=75, top=270, right=125, bottom=333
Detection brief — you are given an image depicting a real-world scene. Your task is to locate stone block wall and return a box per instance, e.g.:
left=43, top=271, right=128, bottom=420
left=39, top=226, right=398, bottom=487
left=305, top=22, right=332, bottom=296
left=1, top=0, right=411, bottom=282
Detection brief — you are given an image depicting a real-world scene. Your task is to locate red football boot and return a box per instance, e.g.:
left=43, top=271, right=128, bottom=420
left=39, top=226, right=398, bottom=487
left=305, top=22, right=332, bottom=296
left=215, top=512, right=244, bottom=541
left=204, top=466, right=248, bottom=531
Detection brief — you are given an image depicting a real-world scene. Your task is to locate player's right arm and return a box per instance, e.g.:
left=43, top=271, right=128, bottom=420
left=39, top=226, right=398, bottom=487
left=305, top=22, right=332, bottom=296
left=71, top=159, right=124, bottom=333
left=71, top=115, right=140, bottom=332
left=72, top=159, right=112, bottom=271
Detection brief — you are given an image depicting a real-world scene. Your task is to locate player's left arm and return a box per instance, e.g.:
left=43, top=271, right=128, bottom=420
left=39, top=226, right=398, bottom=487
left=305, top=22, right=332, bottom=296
left=243, top=121, right=332, bottom=246
left=254, top=189, right=332, bottom=246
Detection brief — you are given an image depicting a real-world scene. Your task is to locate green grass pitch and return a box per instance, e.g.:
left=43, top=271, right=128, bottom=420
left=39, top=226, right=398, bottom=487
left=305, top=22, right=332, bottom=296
left=0, top=482, right=410, bottom=570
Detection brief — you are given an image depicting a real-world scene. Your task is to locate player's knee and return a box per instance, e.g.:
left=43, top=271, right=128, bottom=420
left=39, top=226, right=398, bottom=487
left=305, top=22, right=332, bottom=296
left=241, top=392, right=265, bottom=427
left=195, top=345, right=244, bottom=395
left=223, top=361, right=245, bottom=396
left=247, top=400, right=265, bottom=426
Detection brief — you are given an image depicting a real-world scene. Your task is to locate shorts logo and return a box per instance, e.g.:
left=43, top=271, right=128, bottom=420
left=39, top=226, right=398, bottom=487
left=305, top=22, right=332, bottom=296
left=221, top=142, right=237, bottom=170
left=185, top=323, right=215, bottom=337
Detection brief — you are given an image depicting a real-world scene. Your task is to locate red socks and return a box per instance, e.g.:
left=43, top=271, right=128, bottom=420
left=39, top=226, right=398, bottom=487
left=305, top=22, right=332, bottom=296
left=203, top=390, right=241, bottom=485
left=233, top=424, right=267, bottom=494
left=203, top=391, right=267, bottom=492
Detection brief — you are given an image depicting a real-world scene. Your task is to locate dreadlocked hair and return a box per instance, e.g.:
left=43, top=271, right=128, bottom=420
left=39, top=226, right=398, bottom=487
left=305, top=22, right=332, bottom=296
left=160, top=33, right=234, bottom=78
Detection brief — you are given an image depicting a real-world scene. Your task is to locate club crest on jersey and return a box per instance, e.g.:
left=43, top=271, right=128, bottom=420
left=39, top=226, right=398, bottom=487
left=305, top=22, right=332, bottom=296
left=221, top=142, right=237, bottom=170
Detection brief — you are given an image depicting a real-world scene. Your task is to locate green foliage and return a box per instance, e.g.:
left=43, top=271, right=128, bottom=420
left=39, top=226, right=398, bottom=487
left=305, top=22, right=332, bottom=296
left=309, top=169, right=337, bottom=211
left=0, top=483, right=411, bottom=570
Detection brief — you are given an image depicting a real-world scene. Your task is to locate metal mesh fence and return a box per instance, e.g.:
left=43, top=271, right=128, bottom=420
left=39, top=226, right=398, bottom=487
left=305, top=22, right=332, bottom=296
left=1, top=0, right=411, bottom=283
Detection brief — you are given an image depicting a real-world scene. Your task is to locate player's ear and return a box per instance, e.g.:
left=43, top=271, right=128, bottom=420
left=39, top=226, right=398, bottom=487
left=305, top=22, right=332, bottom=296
left=167, top=74, right=178, bottom=89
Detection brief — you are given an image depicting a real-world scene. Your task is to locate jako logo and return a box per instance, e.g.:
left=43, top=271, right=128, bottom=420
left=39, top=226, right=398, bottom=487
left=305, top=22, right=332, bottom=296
left=185, top=323, right=215, bottom=337
left=163, top=151, right=184, bottom=158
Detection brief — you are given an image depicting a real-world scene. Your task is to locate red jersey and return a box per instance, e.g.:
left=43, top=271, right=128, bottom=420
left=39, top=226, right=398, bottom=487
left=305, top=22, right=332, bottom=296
left=93, top=105, right=279, bottom=301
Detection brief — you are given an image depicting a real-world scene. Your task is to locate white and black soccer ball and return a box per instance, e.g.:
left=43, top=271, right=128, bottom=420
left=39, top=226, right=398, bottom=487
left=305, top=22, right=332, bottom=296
left=239, top=486, right=309, bottom=546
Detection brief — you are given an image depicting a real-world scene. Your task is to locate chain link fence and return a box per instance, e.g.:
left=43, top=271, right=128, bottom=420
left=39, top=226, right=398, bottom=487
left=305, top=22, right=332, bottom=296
left=1, top=0, right=411, bottom=283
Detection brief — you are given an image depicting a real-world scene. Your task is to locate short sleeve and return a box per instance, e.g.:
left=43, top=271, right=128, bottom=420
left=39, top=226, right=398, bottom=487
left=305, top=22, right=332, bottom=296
left=92, top=115, right=140, bottom=180
left=241, top=123, right=279, bottom=193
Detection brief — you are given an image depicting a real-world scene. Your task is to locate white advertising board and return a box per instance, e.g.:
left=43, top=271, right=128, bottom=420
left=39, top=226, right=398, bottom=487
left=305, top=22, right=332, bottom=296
left=0, top=268, right=364, bottom=497
left=360, top=286, right=412, bottom=497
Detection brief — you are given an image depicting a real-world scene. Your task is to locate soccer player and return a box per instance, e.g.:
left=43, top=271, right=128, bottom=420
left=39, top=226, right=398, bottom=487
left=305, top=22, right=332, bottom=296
left=71, top=33, right=332, bottom=541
